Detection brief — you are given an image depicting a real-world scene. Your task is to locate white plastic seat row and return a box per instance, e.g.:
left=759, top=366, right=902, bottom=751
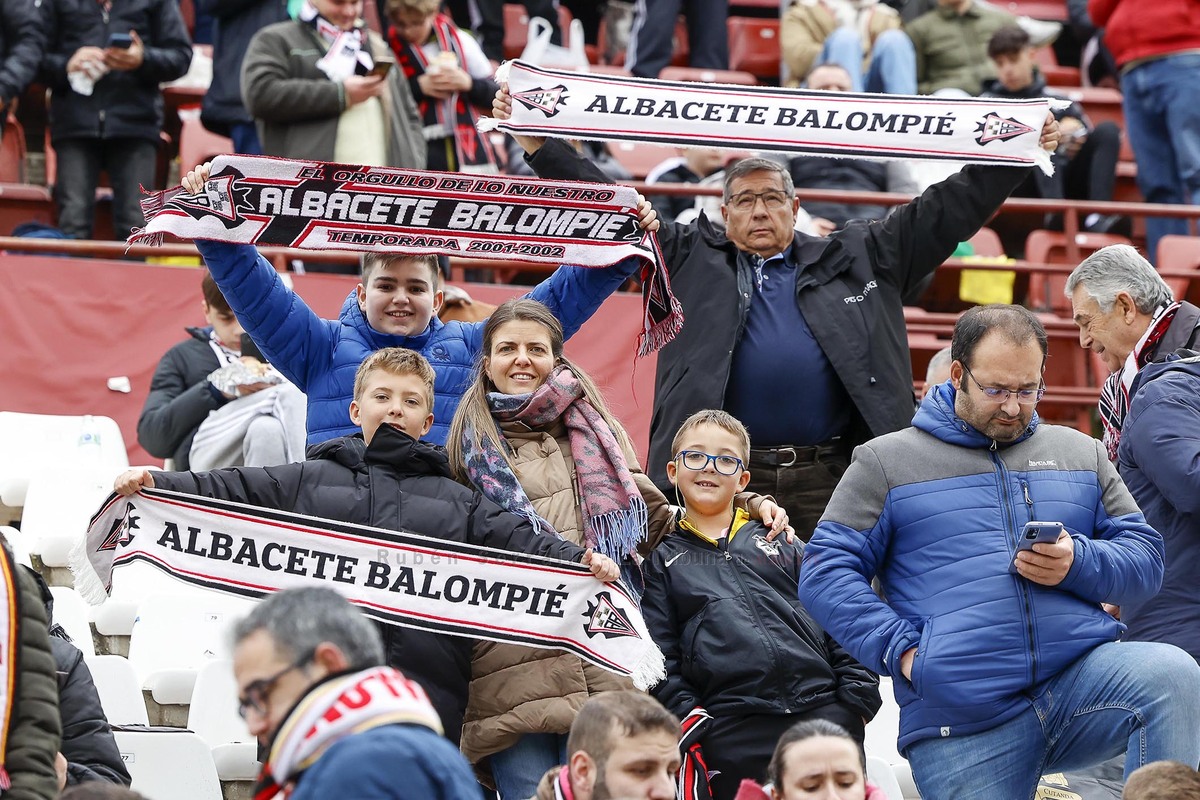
left=113, top=728, right=223, bottom=800
left=0, top=412, right=128, bottom=508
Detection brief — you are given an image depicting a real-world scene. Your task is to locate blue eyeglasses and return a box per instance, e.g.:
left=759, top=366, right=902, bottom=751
left=962, top=365, right=1045, bottom=405
left=674, top=450, right=745, bottom=476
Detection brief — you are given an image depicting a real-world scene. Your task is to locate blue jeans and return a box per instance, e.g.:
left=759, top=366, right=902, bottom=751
left=490, top=732, right=569, bottom=800
left=905, top=641, right=1200, bottom=800
left=820, top=27, right=917, bottom=95
left=1120, top=52, right=1200, bottom=263
left=229, top=121, right=263, bottom=156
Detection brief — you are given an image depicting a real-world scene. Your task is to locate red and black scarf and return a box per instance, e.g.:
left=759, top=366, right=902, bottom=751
left=391, top=14, right=496, bottom=171
left=1098, top=301, right=1180, bottom=460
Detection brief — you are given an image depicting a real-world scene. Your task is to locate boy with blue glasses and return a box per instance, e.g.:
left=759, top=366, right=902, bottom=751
left=639, top=409, right=880, bottom=800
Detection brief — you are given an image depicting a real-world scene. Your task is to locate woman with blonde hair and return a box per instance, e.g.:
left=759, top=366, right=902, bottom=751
left=448, top=297, right=790, bottom=798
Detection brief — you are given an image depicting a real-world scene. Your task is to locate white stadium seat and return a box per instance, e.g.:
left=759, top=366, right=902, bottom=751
left=85, top=655, right=150, bottom=726
left=0, top=412, right=127, bottom=508
left=49, top=585, right=96, bottom=657
left=866, top=678, right=920, bottom=798
left=20, top=464, right=127, bottom=567
left=113, top=728, right=223, bottom=800
left=188, top=660, right=260, bottom=781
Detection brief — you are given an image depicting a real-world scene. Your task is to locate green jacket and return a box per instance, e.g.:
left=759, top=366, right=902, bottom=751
left=5, top=545, right=61, bottom=800
left=905, top=3, right=1015, bottom=95
left=241, top=20, right=426, bottom=168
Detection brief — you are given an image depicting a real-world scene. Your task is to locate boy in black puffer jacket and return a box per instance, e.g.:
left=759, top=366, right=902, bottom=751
left=114, top=347, right=618, bottom=745
left=640, top=409, right=880, bottom=800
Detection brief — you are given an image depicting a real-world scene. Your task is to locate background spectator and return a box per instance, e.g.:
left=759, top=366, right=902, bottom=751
left=387, top=0, right=499, bottom=172
left=58, top=786, right=148, bottom=800
left=26, top=568, right=130, bottom=791
left=922, top=345, right=952, bottom=398
left=471, top=0, right=562, bottom=63
left=782, top=0, right=916, bottom=93
left=1123, top=761, right=1200, bottom=800
left=199, top=0, right=289, bottom=154
left=532, top=691, right=680, bottom=800
left=982, top=25, right=1123, bottom=234
left=2, top=538, right=61, bottom=800
left=38, top=0, right=192, bottom=240
left=1090, top=0, right=1200, bottom=264
left=786, top=63, right=919, bottom=231
left=739, top=719, right=890, bottom=800
left=230, top=587, right=482, bottom=799
left=905, top=0, right=1013, bottom=95
left=0, top=0, right=47, bottom=124
left=626, top=0, right=729, bottom=79
left=137, top=272, right=303, bottom=471
left=645, top=147, right=726, bottom=224
left=241, top=0, right=425, bottom=168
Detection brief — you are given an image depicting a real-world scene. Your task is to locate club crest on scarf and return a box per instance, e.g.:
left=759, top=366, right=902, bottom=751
left=96, top=504, right=140, bottom=553
left=583, top=591, right=640, bottom=639
left=513, top=85, right=569, bottom=117
left=975, top=113, right=1035, bottom=145
left=172, top=170, right=253, bottom=225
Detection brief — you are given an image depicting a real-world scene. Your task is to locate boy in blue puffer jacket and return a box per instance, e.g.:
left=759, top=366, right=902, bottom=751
left=181, top=163, right=658, bottom=447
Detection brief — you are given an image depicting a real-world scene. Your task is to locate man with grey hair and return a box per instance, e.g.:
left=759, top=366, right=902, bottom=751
left=497, top=87, right=1062, bottom=538
left=232, top=587, right=480, bottom=800
left=1065, top=243, right=1200, bottom=460
left=922, top=345, right=953, bottom=399
left=1067, top=244, right=1200, bottom=662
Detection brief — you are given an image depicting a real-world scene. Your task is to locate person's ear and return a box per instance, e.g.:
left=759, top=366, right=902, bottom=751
left=1116, top=291, right=1138, bottom=323
left=432, top=287, right=445, bottom=316
left=666, top=458, right=678, bottom=487
left=311, top=641, right=350, bottom=676
left=348, top=400, right=362, bottom=426
left=568, top=751, right=597, bottom=799
left=419, top=411, right=434, bottom=437
left=737, top=467, right=751, bottom=492
left=356, top=282, right=367, bottom=311
left=949, top=360, right=965, bottom=391
left=791, top=195, right=801, bottom=217
left=720, top=202, right=729, bottom=225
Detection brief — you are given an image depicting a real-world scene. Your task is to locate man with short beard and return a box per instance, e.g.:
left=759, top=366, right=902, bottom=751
left=799, top=304, right=1200, bottom=799
left=533, top=691, right=678, bottom=800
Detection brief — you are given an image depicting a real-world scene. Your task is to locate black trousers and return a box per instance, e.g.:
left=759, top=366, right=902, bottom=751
left=1025, top=120, right=1122, bottom=203
left=54, top=136, right=158, bottom=240
left=700, top=704, right=865, bottom=800
left=626, top=0, right=729, bottom=78
left=745, top=451, right=850, bottom=542
left=470, top=0, right=561, bottom=62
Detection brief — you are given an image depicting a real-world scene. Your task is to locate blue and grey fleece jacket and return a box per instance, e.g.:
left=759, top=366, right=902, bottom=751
left=799, top=381, right=1163, bottom=752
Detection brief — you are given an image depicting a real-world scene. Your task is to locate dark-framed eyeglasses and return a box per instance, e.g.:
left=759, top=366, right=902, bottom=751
left=727, top=190, right=791, bottom=212
left=962, top=364, right=1045, bottom=405
left=236, top=649, right=315, bottom=720
left=675, top=450, right=745, bottom=476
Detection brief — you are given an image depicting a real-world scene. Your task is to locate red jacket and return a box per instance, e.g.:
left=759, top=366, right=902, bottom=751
left=1089, top=0, right=1200, bottom=67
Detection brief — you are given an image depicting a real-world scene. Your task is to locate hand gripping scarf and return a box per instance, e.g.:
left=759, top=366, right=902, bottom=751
left=461, top=365, right=648, bottom=562
left=481, top=60, right=1067, bottom=175
left=132, top=155, right=682, bottom=356
left=1098, top=301, right=1180, bottom=460
left=254, top=666, right=441, bottom=800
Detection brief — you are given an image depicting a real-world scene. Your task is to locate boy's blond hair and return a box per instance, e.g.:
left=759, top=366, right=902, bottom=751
left=670, top=409, right=751, bottom=463
left=385, top=0, right=439, bottom=17
left=353, top=348, right=435, bottom=410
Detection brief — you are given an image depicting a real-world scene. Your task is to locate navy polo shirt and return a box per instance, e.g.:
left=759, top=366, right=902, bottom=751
left=724, top=247, right=851, bottom=447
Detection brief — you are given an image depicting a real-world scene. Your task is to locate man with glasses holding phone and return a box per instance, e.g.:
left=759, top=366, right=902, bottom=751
left=799, top=304, right=1200, bottom=800
left=231, top=587, right=481, bottom=800
left=497, top=89, right=1062, bottom=540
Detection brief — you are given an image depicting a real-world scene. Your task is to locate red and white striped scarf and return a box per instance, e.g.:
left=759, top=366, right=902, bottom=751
left=1098, top=301, right=1180, bottom=460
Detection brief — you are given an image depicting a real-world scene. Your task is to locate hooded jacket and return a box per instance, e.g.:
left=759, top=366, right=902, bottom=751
left=27, top=568, right=130, bottom=789
left=642, top=516, right=880, bottom=721
left=523, top=138, right=1028, bottom=491
left=137, top=326, right=226, bottom=470
left=198, top=240, right=639, bottom=446
left=151, top=423, right=589, bottom=743
left=800, top=383, right=1163, bottom=752
left=1118, top=351, right=1200, bottom=661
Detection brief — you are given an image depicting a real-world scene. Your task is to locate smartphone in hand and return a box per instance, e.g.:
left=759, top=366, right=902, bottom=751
left=107, top=32, right=134, bottom=49
left=367, top=59, right=394, bottom=78
left=1009, top=521, right=1065, bottom=573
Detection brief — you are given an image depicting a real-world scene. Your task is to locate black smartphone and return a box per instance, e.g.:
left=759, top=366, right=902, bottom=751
left=368, top=59, right=394, bottom=78
left=240, top=333, right=266, bottom=363
left=1009, top=521, right=1065, bottom=573
left=107, top=32, right=134, bottom=49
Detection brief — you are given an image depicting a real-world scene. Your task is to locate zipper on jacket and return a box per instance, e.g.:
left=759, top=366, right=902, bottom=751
left=720, top=254, right=757, bottom=401
left=994, top=453, right=1038, bottom=686
left=719, top=535, right=793, bottom=713
left=1021, top=480, right=1033, bottom=517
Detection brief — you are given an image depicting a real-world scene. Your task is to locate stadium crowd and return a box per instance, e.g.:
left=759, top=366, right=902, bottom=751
left=2, top=0, right=1200, bottom=799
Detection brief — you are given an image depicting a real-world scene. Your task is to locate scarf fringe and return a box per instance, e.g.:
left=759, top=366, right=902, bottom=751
left=638, top=296, right=685, bottom=359
left=630, top=638, right=667, bottom=691
left=0, top=767, right=10, bottom=791
left=69, top=534, right=109, bottom=606
left=588, top=502, right=647, bottom=563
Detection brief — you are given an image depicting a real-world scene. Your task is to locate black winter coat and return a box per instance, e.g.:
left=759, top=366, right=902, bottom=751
left=0, top=0, right=46, bottom=106
left=525, top=139, right=1028, bottom=490
left=787, top=156, right=889, bottom=227
left=7, top=551, right=60, bottom=800
left=641, top=519, right=880, bottom=721
left=28, top=568, right=131, bottom=788
left=39, top=0, right=192, bottom=143
left=151, top=423, right=590, bottom=743
left=198, top=0, right=287, bottom=135
left=137, top=326, right=226, bottom=471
